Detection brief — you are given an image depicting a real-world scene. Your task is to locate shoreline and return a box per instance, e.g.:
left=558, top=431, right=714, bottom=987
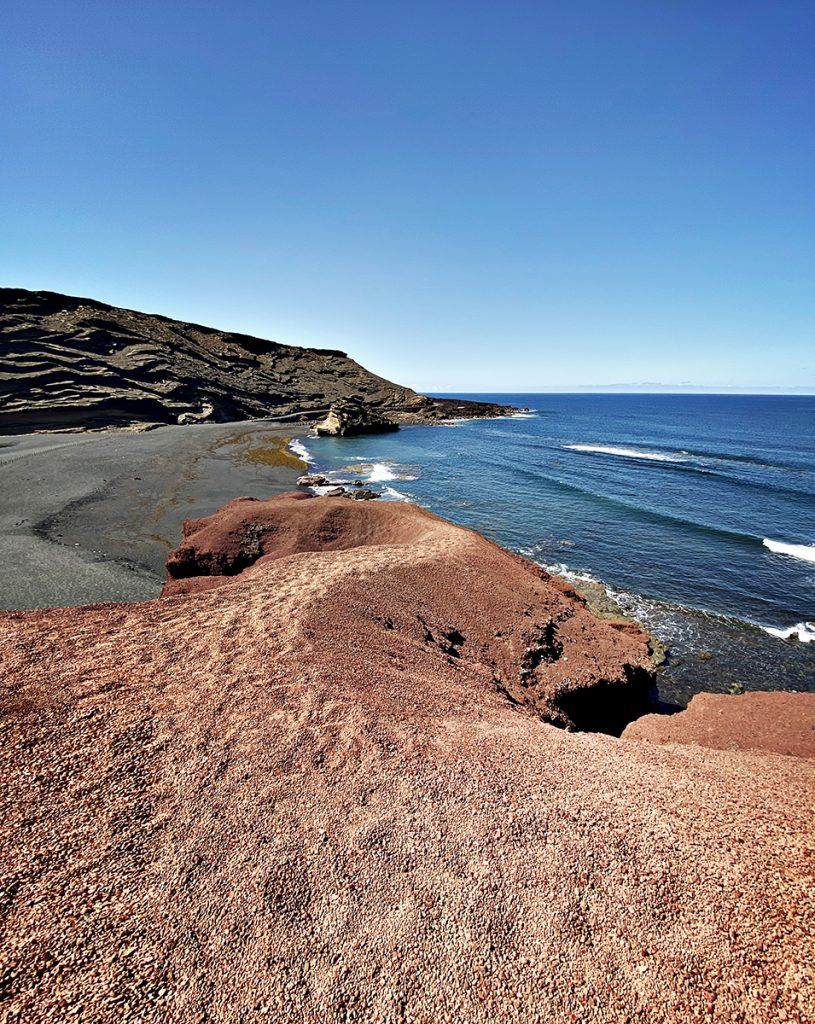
left=0, top=420, right=308, bottom=610
left=295, top=429, right=815, bottom=707
left=4, top=416, right=814, bottom=708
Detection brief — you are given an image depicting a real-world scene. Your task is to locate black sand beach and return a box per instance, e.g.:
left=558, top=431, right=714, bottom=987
left=0, top=422, right=306, bottom=610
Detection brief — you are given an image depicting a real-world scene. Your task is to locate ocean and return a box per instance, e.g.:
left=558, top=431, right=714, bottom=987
left=293, top=393, right=815, bottom=705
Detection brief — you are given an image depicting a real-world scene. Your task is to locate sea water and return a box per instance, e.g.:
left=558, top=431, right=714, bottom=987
left=296, top=394, right=815, bottom=704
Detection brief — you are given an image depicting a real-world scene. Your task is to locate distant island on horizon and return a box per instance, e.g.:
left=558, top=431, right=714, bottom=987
left=433, top=384, right=815, bottom=396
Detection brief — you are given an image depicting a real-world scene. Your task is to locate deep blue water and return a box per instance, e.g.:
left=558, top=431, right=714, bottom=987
left=297, top=394, right=815, bottom=700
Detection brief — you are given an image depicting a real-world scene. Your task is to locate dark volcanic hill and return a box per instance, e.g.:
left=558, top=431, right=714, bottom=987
left=0, top=288, right=515, bottom=432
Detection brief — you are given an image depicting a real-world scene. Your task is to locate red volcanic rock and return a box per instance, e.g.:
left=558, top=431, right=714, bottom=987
left=162, top=494, right=654, bottom=732
left=0, top=495, right=813, bottom=1024
left=164, top=492, right=313, bottom=590
left=624, top=690, right=815, bottom=758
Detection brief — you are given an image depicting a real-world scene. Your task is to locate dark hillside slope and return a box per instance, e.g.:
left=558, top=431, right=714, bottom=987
left=0, top=289, right=514, bottom=431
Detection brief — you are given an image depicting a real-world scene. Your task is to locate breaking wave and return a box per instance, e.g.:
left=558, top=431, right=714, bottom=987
left=762, top=621, right=815, bottom=643
left=367, top=463, right=398, bottom=482
left=288, top=439, right=314, bottom=464
left=382, top=485, right=411, bottom=501
left=564, top=444, right=687, bottom=463
left=763, top=538, right=815, bottom=564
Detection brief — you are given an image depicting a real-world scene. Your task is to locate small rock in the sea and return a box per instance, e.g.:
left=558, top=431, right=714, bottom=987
left=648, top=636, right=668, bottom=667
left=697, top=650, right=714, bottom=662
left=298, top=474, right=328, bottom=487
left=315, top=400, right=399, bottom=437
left=557, top=539, right=574, bottom=547
left=352, top=480, right=364, bottom=487
left=350, top=489, right=380, bottom=501
left=325, top=486, right=346, bottom=497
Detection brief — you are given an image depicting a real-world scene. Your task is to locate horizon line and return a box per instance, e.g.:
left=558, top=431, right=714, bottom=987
left=427, top=388, right=815, bottom=396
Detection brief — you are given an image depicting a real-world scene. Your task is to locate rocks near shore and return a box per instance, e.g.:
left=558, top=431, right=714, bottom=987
left=624, top=689, right=815, bottom=757
left=159, top=493, right=656, bottom=734
left=314, top=400, right=399, bottom=437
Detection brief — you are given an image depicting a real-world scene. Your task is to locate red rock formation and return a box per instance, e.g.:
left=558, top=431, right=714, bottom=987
left=0, top=495, right=812, bottom=1023
left=624, top=690, right=815, bottom=758
left=161, top=494, right=654, bottom=732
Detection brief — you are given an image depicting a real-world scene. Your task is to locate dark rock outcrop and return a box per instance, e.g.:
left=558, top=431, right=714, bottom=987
left=314, top=400, right=399, bottom=437
left=0, top=288, right=518, bottom=432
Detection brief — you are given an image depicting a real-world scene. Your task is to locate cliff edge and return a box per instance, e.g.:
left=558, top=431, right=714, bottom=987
left=0, top=495, right=812, bottom=1022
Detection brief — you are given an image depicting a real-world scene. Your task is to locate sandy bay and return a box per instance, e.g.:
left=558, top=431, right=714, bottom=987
left=0, top=421, right=307, bottom=610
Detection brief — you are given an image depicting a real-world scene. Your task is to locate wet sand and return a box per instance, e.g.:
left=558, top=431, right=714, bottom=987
left=0, top=422, right=306, bottom=610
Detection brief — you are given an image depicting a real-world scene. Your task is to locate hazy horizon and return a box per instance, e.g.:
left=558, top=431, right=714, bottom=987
left=430, top=386, right=815, bottom=396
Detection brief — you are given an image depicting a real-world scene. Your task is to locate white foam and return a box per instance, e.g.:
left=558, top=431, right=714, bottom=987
left=368, top=463, right=398, bottom=482
left=288, top=438, right=314, bottom=464
left=382, top=485, right=410, bottom=502
left=763, top=622, right=815, bottom=643
left=763, top=538, right=815, bottom=564
left=564, top=444, right=685, bottom=462
left=511, top=412, right=537, bottom=418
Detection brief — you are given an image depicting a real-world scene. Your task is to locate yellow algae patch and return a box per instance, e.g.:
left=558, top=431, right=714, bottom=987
left=238, top=436, right=307, bottom=470
left=146, top=532, right=174, bottom=550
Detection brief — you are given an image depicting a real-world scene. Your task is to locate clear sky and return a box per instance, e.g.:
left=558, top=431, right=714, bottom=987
left=2, top=1, right=813, bottom=392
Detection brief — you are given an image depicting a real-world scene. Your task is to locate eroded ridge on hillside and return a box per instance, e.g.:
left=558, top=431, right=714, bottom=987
left=0, top=288, right=517, bottom=431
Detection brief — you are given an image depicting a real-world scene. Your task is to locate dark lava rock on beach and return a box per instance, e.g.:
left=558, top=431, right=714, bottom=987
left=314, top=400, right=399, bottom=437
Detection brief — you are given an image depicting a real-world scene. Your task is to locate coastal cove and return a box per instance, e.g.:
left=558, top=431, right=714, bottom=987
left=300, top=392, right=815, bottom=706
left=0, top=422, right=307, bottom=609
left=2, top=393, right=812, bottom=708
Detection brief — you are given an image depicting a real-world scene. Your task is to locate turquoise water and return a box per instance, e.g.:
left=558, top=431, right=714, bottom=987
left=297, top=394, right=815, bottom=702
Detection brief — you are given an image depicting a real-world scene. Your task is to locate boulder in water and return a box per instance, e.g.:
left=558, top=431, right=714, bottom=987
left=315, top=400, right=399, bottom=437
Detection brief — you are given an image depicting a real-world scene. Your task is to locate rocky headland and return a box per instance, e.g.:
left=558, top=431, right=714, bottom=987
left=0, top=288, right=517, bottom=432
left=0, top=493, right=812, bottom=1023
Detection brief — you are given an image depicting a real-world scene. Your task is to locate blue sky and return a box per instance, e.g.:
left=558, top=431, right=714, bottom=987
left=2, top=1, right=813, bottom=392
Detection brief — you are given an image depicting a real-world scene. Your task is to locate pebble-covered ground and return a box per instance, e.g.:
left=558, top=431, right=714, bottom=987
left=0, top=496, right=812, bottom=1023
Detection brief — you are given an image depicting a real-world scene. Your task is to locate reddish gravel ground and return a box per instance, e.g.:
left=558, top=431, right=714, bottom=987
left=624, top=690, right=815, bottom=759
left=0, top=494, right=812, bottom=1024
